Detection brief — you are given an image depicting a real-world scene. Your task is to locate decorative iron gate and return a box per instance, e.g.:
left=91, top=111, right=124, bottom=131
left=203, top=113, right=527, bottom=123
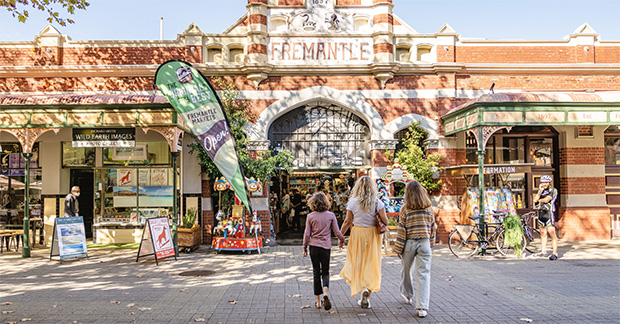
left=268, top=103, right=370, bottom=168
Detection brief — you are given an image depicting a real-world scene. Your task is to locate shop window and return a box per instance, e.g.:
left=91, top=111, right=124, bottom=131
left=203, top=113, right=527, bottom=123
left=95, top=167, right=173, bottom=225
left=62, top=142, right=95, bottom=167
left=605, top=126, right=620, bottom=165
left=497, top=137, right=525, bottom=164
left=0, top=142, right=42, bottom=224
left=529, top=138, right=553, bottom=167
left=103, top=142, right=170, bottom=165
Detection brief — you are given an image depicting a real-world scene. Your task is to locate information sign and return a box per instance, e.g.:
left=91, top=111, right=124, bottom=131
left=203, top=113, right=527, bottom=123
left=50, top=216, right=88, bottom=262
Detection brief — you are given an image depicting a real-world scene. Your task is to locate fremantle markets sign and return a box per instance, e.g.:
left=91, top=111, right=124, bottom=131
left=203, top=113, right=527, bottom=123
left=268, top=37, right=373, bottom=64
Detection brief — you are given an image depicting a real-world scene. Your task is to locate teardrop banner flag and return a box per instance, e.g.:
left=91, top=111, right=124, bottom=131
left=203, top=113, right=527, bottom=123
left=155, top=60, right=252, bottom=212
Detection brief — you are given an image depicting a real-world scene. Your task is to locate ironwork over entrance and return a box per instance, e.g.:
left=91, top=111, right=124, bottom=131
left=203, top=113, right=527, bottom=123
left=268, top=103, right=370, bottom=168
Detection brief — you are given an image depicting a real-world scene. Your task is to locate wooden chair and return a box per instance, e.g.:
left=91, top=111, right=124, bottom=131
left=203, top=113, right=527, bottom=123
left=0, top=231, right=13, bottom=253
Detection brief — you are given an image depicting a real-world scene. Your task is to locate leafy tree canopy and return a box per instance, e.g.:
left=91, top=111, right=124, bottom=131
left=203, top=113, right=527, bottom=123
left=1, top=0, right=89, bottom=26
left=387, top=121, right=444, bottom=194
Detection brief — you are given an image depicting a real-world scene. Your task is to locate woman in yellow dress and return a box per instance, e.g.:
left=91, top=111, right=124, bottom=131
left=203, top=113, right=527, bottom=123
left=339, top=176, right=388, bottom=309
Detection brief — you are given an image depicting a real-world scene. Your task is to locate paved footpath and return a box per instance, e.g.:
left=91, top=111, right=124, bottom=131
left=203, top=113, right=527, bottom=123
left=1, top=240, right=619, bottom=324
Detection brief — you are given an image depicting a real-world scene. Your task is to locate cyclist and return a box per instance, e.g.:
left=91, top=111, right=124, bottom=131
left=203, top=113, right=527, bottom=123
left=533, top=175, right=559, bottom=260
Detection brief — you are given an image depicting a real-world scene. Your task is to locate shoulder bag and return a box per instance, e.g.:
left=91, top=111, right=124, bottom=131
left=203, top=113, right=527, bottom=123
left=375, top=200, right=387, bottom=234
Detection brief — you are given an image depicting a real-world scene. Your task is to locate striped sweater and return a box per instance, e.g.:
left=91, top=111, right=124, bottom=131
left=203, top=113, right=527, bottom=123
left=393, top=208, right=436, bottom=255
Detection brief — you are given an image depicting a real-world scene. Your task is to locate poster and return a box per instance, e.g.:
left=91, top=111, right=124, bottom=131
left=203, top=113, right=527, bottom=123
left=113, top=186, right=137, bottom=207
left=150, top=168, right=168, bottom=186
left=55, top=217, right=88, bottom=260
left=138, top=169, right=150, bottom=186
left=118, top=169, right=136, bottom=186
left=138, top=186, right=173, bottom=207
left=148, top=217, right=175, bottom=259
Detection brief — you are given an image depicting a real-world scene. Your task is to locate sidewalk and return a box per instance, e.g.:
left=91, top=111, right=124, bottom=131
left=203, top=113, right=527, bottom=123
left=0, top=239, right=619, bottom=324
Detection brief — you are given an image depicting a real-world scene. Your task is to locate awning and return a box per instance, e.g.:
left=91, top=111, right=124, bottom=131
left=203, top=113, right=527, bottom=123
left=441, top=92, right=620, bottom=136
left=0, top=93, right=188, bottom=131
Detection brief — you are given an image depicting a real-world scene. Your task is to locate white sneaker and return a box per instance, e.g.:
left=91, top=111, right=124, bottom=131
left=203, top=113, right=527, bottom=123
left=417, top=309, right=427, bottom=318
left=360, top=288, right=370, bottom=309
left=401, top=294, right=412, bottom=305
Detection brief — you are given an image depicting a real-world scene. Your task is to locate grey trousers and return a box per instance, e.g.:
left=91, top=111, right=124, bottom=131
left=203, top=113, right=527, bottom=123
left=400, top=238, right=432, bottom=310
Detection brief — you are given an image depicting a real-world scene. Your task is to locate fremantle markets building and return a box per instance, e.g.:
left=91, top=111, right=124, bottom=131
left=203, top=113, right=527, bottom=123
left=0, top=0, right=619, bottom=246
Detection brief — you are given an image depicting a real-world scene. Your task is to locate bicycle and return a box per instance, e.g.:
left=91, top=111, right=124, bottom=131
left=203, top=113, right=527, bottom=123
left=448, top=212, right=506, bottom=258
left=520, top=211, right=541, bottom=254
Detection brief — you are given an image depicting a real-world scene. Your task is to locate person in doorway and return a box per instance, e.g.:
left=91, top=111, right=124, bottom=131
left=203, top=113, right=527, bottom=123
left=339, top=176, right=388, bottom=309
left=533, top=175, right=559, bottom=260
left=303, top=192, right=345, bottom=310
left=291, top=189, right=303, bottom=230
left=393, top=181, right=436, bottom=318
left=281, top=189, right=291, bottom=229
left=64, top=186, right=80, bottom=217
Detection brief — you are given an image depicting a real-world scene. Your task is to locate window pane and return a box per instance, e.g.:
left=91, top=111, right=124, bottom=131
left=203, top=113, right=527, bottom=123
left=605, top=137, right=620, bottom=165
left=529, top=138, right=553, bottom=166
left=62, top=142, right=95, bottom=167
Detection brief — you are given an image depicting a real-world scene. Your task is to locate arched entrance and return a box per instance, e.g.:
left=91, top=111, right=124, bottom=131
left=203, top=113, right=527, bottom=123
left=268, top=102, right=370, bottom=239
left=268, top=102, right=371, bottom=168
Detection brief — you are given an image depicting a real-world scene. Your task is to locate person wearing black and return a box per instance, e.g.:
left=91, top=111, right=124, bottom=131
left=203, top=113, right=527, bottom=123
left=291, top=189, right=303, bottom=230
left=64, top=186, right=80, bottom=217
left=533, top=175, right=559, bottom=260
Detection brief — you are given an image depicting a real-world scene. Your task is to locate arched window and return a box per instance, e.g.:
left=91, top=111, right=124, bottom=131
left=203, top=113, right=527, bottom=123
left=268, top=103, right=370, bottom=168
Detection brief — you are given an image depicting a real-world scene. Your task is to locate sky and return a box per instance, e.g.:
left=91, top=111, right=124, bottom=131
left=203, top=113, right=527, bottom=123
left=0, top=0, right=618, bottom=41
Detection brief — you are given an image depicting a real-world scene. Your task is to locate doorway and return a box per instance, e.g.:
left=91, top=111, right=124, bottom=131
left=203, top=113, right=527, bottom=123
left=70, top=169, right=94, bottom=238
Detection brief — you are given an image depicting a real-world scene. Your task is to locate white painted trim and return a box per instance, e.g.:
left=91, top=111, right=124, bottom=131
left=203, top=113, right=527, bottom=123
left=250, top=86, right=390, bottom=141
left=561, top=194, right=607, bottom=208
left=384, top=113, right=438, bottom=140
left=560, top=165, right=605, bottom=178
left=238, top=88, right=523, bottom=101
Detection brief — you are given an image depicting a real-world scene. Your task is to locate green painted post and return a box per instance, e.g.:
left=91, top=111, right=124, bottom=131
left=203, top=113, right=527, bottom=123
left=22, top=153, right=32, bottom=258
left=171, top=151, right=180, bottom=257
left=477, top=127, right=486, bottom=255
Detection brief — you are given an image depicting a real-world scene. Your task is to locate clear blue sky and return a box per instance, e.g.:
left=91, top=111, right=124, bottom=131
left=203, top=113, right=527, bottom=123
left=0, top=0, right=618, bottom=41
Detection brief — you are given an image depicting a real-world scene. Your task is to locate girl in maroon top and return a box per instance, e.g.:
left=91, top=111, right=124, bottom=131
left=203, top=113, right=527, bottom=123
left=303, top=192, right=345, bottom=310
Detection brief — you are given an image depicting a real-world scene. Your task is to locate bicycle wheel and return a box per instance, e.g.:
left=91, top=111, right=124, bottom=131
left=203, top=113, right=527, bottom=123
left=496, top=229, right=526, bottom=256
left=448, top=229, right=478, bottom=258
left=524, top=227, right=541, bottom=254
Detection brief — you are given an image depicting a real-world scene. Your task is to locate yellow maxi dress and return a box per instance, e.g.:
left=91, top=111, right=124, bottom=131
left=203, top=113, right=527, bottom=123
left=339, top=225, right=382, bottom=296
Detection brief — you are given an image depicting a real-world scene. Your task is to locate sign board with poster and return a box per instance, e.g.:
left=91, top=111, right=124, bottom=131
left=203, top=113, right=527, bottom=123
left=136, top=217, right=176, bottom=265
left=50, top=216, right=88, bottom=263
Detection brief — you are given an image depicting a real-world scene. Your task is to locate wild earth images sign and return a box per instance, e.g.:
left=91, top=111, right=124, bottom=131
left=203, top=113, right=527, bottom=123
left=72, top=128, right=136, bottom=147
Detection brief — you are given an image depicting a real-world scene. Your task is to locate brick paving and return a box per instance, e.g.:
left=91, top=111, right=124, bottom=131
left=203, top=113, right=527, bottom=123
left=0, top=240, right=619, bottom=324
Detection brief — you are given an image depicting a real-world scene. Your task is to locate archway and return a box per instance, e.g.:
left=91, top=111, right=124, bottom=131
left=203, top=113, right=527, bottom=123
left=268, top=102, right=371, bottom=169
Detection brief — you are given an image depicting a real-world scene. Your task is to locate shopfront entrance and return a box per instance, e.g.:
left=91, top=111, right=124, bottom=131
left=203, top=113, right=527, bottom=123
left=70, top=169, right=94, bottom=238
left=268, top=103, right=370, bottom=236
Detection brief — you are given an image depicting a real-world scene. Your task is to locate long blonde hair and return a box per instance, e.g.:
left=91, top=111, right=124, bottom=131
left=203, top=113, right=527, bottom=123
left=400, top=180, right=432, bottom=215
left=350, top=176, right=377, bottom=212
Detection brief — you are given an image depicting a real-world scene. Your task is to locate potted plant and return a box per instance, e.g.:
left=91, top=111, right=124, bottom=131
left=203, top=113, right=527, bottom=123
left=178, top=208, right=201, bottom=252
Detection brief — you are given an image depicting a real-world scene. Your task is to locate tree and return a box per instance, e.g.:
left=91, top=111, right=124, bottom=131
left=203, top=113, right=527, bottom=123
left=188, top=77, right=294, bottom=207
left=1, top=0, right=89, bottom=26
left=387, top=121, right=444, bottom=194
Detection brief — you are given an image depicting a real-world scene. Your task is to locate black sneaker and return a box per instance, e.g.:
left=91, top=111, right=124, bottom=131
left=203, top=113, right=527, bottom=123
left=549, top=254, right=558, bottom=260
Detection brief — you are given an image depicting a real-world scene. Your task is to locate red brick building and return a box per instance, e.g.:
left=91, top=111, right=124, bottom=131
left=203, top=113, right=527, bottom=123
left=1, top=0, right=619, bottom=245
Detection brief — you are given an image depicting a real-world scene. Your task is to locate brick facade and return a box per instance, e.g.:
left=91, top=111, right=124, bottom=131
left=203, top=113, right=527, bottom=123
left=1, top=0, right=617, bottom=243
